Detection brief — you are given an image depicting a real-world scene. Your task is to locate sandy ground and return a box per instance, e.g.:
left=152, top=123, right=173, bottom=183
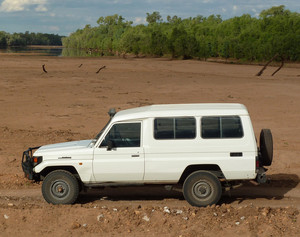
left=0, top=55, right=300, bottom=236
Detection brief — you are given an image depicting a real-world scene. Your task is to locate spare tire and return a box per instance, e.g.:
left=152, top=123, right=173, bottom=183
left=259, top=129, right=273, bottom=166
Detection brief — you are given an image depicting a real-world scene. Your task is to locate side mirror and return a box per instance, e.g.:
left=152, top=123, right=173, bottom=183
left=107, top=140, right=114, bottom=151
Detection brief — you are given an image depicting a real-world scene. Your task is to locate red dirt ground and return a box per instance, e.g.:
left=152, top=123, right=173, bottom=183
left=0, top=55, right=299, bottom=236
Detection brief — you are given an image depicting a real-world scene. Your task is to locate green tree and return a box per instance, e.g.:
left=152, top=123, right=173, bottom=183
left=62, top=7, right=300, bottom=62
left=259, top=5, right=290, bottom=18
left=0, top=31, right=7, bottom=46
left=146, top=11, right=162, bottom=24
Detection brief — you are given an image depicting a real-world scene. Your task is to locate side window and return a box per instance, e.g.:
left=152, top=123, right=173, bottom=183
left=201, top=117, right=220, bottom=138
left=100, top=123, right=141, bottom=148
left=154, top=117, right=196, bottom=139
left=221, top=116, right=243, bottom=138
left=201, top=116, right=243, bottom=139
left=176, top=118, right=196, bottom=138
left=154, top=118, right=174, bottom=139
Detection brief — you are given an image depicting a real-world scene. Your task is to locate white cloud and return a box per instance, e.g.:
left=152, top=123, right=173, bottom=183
left=233, top=5, right=238, bottom=11
left=35, top=4, right=47, bottom=12
left=0, top=0, right=47, bottom=12
left=49, top=25, right=59, bottom=31
left=134, top=17, right=146, bottom=24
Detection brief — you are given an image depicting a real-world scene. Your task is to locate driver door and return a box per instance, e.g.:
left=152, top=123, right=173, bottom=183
left=93, top=121, right=144, bottom=182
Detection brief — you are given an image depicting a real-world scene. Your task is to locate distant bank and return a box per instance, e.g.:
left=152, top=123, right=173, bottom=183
left=62, top=6, right=300, bottom=63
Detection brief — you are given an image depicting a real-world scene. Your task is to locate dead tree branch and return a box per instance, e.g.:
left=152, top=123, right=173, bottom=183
left=96, top=66, right=106, bottom=74
left=42, top=64, right=47, bottom=73
left=256, top=54, right=278, bottom=76
left=271, top=56, right=284, bottom=76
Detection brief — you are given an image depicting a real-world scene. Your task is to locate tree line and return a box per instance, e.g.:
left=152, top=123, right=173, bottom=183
left=0, top=31, right=63, bottom=47
left=62, top=5, right=300, bottom=61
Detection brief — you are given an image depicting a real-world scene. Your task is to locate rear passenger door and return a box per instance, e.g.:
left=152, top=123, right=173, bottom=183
left=144, top=117, right=197, bottom=181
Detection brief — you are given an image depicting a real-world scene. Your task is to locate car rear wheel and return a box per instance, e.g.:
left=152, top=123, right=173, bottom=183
left=42, top=170, right=79, bottom=204
left=183, top=171, right=222, bottom=207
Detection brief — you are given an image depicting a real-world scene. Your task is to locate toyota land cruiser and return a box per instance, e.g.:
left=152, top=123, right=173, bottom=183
left=22, top=103, right=273, bottom=206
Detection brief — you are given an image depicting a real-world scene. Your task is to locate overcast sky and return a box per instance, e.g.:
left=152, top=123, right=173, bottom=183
left=0, top=0, right=299, bottom=36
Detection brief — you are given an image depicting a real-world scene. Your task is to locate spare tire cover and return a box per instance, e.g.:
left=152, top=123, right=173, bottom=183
left=259, top=129, right=273, bottom=166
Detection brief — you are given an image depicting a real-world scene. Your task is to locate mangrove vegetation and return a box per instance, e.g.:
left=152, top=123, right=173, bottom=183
left=62, top=5, right=300, bottom=61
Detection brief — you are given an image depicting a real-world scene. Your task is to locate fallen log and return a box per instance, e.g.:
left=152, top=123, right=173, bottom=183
left=42, top=64, right=47, bottom=73
left=256, top=54, right=278, bottom=76
left=271, top=56, right=284, bottom=76
left=96, top=66, right=106, bottom=74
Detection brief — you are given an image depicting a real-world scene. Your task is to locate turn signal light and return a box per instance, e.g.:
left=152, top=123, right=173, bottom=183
left=32, top=156, right=43, bottom=166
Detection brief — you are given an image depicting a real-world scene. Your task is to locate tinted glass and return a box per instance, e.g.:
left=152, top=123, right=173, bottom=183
left=201, top=116, right=243, bottom=139
left=100, top=123, right=141, bottom=147
left=154, top=118, right=174, bottom=139
left=154, top=117, right=196, bottom=139
left=221, top=116, right=243, bottom=138
left=175, top=118, right=196, bottom=139
left=201, top=117, right=220, bottom=138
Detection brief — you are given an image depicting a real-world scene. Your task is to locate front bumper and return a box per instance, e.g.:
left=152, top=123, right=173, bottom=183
left=22, top=146, right=40, bottom=180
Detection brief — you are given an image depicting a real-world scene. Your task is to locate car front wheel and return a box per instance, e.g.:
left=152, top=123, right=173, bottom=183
left=42, top=170, right=79, bottom=204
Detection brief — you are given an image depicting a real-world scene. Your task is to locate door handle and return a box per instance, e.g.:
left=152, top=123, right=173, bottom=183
left=230, top=152, right=243, bottom=157
left=131, top=154, right=140, bottom=158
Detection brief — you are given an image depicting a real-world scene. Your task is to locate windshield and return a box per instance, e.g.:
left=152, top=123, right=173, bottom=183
left=89, top=117, right=113, bottom=146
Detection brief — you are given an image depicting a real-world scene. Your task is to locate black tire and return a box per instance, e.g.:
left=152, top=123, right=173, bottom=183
left=42, top=170, right=79, bottom=204
left=183, top=171, right=222, bottom=207
left=259, top=129, right=273, bottom=166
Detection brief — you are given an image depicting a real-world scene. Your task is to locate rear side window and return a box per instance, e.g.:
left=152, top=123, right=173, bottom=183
left=201, top=116, right=243, bottom=139
left=154, top=117, right=196, bottom=139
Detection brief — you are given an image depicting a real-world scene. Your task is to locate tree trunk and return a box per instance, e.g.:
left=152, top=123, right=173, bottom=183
left=96, top=66, right=106, bottom=74
left=256, top=54, right=278, bottom=76
left=42, top=64, right=47, bottom=73
left=271, top=56, right=284, bottom=76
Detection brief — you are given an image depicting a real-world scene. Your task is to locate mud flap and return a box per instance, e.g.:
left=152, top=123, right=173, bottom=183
left=256, top=167, right=268, bottom=184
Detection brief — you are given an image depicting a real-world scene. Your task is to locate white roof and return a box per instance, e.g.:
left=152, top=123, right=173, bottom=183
left=111, top=103, right=249, bottom=122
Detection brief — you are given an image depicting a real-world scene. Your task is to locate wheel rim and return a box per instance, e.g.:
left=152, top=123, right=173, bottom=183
left=51, top=180, right=70, bottom=199
left=192, top=181, right=212, bottom=200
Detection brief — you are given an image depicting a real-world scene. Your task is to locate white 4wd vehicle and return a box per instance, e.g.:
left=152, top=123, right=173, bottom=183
left=22, top=103, right=273, bottom=206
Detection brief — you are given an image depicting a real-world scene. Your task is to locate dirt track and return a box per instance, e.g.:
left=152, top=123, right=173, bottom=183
left=0, top=55, right=300, bottom=236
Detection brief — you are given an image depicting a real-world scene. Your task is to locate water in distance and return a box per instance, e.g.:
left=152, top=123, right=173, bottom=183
left=0, top=46, right=108, bottom=57
left=0, top=46, right=63, bottom=56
